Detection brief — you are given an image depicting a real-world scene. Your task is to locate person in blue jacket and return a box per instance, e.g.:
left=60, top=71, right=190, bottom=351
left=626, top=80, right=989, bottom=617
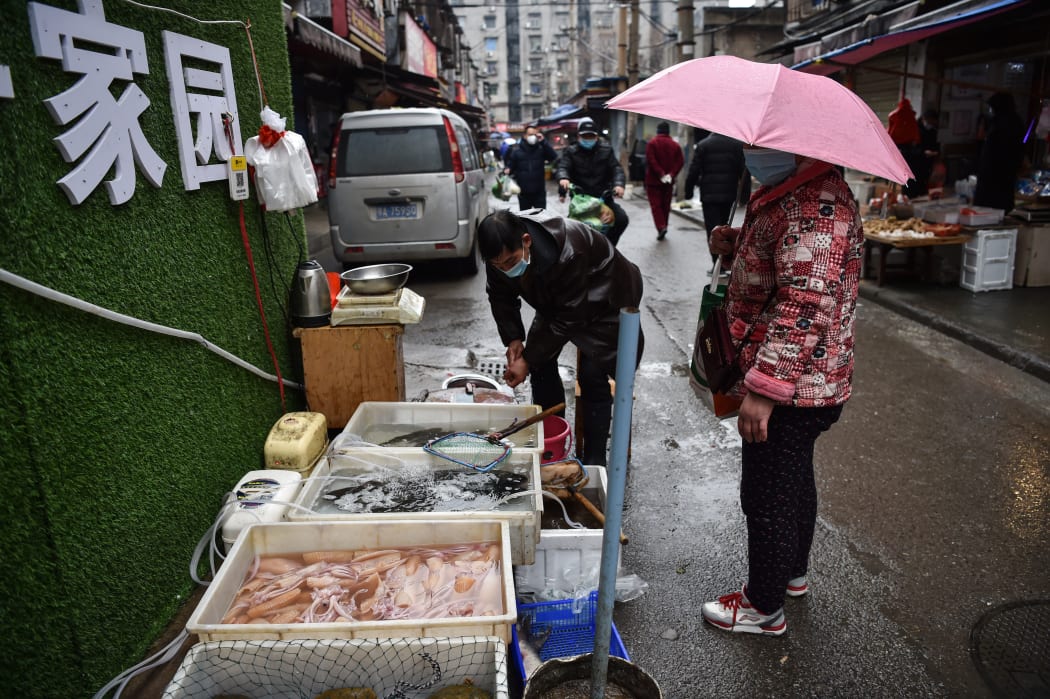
left=504, top=126, right=560, bottom=210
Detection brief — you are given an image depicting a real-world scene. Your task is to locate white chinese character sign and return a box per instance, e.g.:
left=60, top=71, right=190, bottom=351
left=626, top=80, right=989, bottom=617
left=163, top=31, right=243, bottom=191
left=28, top=0, right=167, bottom=205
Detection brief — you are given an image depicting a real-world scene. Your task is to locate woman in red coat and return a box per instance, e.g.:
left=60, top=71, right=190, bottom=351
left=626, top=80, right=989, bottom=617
left=645, top=122, right=684, bottom=240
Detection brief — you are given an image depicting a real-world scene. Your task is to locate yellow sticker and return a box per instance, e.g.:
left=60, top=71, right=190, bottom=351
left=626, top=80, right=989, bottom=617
left=229, top=155, right=247, bottom=171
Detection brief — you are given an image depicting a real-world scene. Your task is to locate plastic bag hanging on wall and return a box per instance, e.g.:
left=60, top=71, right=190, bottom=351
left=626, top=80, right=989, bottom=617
left=243, top=107, right=318, bottom=212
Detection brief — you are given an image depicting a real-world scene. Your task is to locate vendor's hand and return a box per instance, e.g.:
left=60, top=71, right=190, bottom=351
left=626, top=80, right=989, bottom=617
left=505, top=340, right=524, bottom=364
left=503, top=356, right=529, bottom=387
left=613, top=185, right=625, bottom=198
left=710, top=225, right=740, bottom=257
left=503, top=168, right=511, bottom=175
left=559, top=179, right=570, bottom=191
left=737, top=392, right=775, bottom=443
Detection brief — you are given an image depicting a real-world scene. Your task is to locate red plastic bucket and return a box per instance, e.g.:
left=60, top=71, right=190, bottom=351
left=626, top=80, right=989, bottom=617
left=542, top=415, right=571, bottom=462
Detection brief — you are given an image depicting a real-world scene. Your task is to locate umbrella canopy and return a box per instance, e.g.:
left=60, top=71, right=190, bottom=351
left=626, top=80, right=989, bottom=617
left=606, top=55, right=913, bottom=184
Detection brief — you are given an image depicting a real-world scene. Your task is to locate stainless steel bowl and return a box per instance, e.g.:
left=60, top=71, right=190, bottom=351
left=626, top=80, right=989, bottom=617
left=340, top=263, right=412, bottom=295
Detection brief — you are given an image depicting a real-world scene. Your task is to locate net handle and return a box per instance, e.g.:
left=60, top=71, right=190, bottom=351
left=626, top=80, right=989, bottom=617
left=492, top=402, right=566, bottom=440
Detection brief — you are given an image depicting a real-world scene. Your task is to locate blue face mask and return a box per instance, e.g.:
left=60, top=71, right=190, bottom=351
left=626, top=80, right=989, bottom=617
left=502, top=254, right=529, bottom=278
left=578, top=137, right=598, bottom=149
left=744, top=147, right=797, bottom=186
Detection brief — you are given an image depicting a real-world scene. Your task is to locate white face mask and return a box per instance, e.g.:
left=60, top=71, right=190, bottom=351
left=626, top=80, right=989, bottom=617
left=525, top=135, right=538, bottom=146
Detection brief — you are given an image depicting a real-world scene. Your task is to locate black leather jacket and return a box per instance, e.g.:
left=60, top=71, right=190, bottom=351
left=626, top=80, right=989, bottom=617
left=554, top=140, right=626, bottom=198
left=485, top=210, right=643, bottom=371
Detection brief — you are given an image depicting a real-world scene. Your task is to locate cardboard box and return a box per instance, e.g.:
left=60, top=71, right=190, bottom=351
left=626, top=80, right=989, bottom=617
left=1014, top=225, right=1050, bottom=287
left=295, top=324, right=406, bottom=428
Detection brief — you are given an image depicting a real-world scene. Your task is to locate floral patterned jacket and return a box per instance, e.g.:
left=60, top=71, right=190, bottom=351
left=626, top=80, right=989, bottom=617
left=725, top=161, right=863, bottom=407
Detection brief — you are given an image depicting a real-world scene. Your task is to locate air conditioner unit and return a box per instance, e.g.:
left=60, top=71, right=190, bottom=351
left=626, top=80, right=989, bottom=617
left=486, top=51, right=496, bottom=58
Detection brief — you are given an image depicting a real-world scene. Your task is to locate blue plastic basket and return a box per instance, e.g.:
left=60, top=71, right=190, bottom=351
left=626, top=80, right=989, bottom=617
left=511, top=591, right=630, bottom=683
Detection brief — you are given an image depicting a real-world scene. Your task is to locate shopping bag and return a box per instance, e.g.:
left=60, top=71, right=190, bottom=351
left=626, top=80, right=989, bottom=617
left=689, top=256, right=743, bottom=418
left=568, top=189, right=611, bottom=233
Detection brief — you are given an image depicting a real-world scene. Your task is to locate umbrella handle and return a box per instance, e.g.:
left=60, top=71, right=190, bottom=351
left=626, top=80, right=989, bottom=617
left=708, top=172, right=749, bottom=294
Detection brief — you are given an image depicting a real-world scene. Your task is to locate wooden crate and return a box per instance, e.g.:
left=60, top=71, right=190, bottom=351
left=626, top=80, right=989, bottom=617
left=295, top=324, right=406, bottom=428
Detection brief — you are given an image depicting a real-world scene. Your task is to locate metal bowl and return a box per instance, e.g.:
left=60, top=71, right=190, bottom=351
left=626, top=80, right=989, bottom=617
left=340, top=263, right=412, bottom=295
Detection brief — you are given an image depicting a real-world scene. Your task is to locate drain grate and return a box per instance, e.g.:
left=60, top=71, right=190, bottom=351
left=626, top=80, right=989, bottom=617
left=970, top=600, right=1050, bottom=698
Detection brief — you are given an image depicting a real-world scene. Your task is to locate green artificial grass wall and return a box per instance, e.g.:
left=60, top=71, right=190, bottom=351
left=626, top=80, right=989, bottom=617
left=0, top=1, right=306, bottom=694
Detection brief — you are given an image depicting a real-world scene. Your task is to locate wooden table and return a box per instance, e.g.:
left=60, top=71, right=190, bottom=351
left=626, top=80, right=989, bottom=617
left=863, top=231, right=972, bottom=286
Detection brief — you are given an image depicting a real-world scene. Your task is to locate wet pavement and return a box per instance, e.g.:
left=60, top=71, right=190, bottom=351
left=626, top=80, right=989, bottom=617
left=123, top=185, right=1047, bottom=698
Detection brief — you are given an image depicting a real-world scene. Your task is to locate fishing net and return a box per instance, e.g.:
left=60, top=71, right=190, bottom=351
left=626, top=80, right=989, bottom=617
left=423, top=433, right=512, bottom=472
left=162, top=636, right=509, bottom=699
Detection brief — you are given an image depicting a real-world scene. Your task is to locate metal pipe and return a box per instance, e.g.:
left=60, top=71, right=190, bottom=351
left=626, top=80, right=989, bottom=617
left=590, top=307, right=641, bottom=699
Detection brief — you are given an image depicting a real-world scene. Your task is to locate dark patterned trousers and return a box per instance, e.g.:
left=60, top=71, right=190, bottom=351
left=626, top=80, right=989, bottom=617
left=741, top=404, right=843, bottom=614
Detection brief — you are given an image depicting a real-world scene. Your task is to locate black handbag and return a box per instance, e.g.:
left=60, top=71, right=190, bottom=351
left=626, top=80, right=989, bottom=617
left=697, top=304, right=742, bottom=395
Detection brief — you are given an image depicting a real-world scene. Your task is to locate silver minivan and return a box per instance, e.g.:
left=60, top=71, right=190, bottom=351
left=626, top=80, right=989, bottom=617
left=327, top=108, right=488, bottom=274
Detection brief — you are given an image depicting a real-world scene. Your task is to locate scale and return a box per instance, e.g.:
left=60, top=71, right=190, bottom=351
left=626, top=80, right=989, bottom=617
left=330, top=286, right=425, bottom=326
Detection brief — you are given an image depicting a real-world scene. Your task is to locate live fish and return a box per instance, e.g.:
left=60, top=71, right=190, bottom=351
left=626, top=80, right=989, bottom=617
left=322, top=469, right=528, bottom=513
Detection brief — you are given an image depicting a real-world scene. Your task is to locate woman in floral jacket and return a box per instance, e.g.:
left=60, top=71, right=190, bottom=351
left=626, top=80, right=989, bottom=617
left=702, top=150, right=863, bottom=637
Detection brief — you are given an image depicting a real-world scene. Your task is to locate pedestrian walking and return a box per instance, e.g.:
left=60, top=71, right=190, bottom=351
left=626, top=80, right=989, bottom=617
left=974, top=92, right=1025, bottom=212
left=504, top=125, right=559, bottom=211
left=556, top=118, right=629, bottom=246
left=684, top=132, right=747, bottom=244
left=703, top=148, right=863, bottom=636
left=644, top=122, right=684, bottom=240
left=478, top=208, right=644, bottom=466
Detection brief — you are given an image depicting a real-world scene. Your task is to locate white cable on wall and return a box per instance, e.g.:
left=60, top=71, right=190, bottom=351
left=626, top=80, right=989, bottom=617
left=0, top=269, right=302, bottom=391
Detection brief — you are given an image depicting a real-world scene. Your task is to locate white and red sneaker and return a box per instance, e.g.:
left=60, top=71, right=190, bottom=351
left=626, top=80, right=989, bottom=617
left=786, top=575, right=809, bottom=597
left=701, top=587, right=787, bottom=636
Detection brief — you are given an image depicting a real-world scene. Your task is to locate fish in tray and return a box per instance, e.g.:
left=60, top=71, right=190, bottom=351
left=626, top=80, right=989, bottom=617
left=321, top=469, right=528, bottom=513
left=517, top=614, right=552, bottom=679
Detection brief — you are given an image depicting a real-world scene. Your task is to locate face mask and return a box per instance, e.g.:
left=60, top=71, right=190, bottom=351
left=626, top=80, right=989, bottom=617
left=525, top=135, right=538, bottom=145
left=579, top=137, right=597, bottom=149
left=502, top=252, right=529, bottom=278
left=744, top=147, right=798, bottom=186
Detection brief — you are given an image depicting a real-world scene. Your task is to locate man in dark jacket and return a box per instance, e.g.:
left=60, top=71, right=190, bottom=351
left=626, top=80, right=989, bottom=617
left=505, top=125, right=559, bottom=210
left=685, top=132, right=747, bottom=243
left=479, top=208, right=644, bottom=466
left=645, top=121, right=685, bottom=240
left=974, top=92, right=1025, bottom=212
left=556, top=118, right=629, bottom=246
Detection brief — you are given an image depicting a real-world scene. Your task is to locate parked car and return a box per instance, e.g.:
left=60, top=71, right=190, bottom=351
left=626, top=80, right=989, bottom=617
left=327, top=108, right=489, bottom=274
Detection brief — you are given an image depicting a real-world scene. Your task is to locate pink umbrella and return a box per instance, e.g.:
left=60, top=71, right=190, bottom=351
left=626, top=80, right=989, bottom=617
left=606, top=55, right=913, bottom=184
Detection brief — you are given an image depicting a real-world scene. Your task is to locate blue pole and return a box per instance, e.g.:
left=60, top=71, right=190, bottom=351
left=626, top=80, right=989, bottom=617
left=590, top=307, right=640, bottom=699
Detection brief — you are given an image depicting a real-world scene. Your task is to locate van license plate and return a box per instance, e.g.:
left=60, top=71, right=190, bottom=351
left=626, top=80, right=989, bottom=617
left=375, top=203, right=418, bottom=220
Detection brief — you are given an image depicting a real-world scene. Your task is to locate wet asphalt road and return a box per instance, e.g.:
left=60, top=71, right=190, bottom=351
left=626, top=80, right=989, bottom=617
left=307, top=183, right=1050, bottom=698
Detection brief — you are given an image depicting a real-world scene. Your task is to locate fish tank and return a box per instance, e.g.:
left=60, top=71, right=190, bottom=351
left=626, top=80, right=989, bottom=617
left=339, top=402, right=544, bottom=451
left=290, top=448, right=543, bottom=566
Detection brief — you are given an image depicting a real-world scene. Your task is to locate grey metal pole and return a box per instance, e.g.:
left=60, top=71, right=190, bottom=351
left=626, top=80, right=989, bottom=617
left=590, top=307, right=640, bottom=699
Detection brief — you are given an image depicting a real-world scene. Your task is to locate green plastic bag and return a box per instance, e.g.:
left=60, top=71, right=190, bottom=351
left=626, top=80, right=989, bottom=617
left=568, top=191, right=609, bottom=232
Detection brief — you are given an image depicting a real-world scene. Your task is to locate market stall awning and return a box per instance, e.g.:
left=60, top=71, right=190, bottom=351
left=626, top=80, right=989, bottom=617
left=283, top=4, right=362, bottom=69
left=792, top=0, right=1029, bottom=75
left=534, top=104, right=585, bottom=126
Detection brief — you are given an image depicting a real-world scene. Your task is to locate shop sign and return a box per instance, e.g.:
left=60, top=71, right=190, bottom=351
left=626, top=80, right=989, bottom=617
left=332, top=0, right=385, bottom=61
left=402, top=13, right=437, bottom=79
left=455, top=81, right=467, bottom=104
left=22, top=0, right=243, bottom=206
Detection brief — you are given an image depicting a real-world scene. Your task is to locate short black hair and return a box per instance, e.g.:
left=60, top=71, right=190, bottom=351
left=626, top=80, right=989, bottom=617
left=657, top=121, right=670, bottom=134
left=478, top=209, right=526, bottom=261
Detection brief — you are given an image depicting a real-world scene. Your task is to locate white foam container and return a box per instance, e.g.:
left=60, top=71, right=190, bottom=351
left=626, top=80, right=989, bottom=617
left=959, top=206, right=1005, bottom=226
left=339, top=401, right=544, bottom=453
left=960, top=228, right=1017, bottom=292
left=921, top=205, right=961, bottom=223
left=162, top=636, right=510, bottom=699
left=289, top=447, right=542, bottom=565
left=514, top=466, right=622, bottom=598
left=186, top=520, right=516, bottom=643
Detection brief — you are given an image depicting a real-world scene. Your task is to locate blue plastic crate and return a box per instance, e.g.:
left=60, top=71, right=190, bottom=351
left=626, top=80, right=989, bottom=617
left=511, top=592, right=630, bottom=684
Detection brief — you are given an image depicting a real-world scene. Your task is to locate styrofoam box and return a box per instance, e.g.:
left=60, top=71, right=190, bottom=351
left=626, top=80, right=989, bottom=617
left=960, top=228, right=1017, bottom=292
left=163, top=636, right=510, bottom=699
left=959, top=206, right=1005, bottom=226
left=513, top=467, right=622, bottom=598
left=340, top=401, right=544, bottom=453
left=186, top=520, right=516, bottom=643
left=921, top=205, right=961, bottom=223
left=290, top=447, right=542, bottom=565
